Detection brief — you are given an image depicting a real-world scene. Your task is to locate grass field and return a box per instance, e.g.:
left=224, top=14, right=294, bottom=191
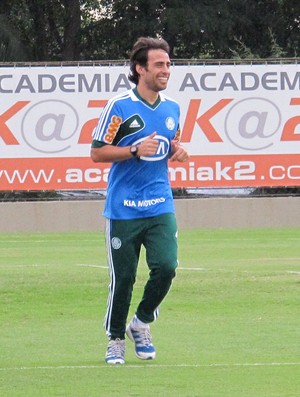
left=0, top=228, right=299, bottom=397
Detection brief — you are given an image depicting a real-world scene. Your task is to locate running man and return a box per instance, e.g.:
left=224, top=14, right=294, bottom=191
left=91, top=36, right=189, bottom=364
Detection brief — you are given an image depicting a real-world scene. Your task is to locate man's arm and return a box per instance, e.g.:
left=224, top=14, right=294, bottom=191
left=90, top=132, right=159, bottom=163
left=91, top=145, right=134, bottom=163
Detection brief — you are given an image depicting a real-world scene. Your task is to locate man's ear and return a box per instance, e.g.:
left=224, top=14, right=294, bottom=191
left=136, top=64, right=144, bottom=77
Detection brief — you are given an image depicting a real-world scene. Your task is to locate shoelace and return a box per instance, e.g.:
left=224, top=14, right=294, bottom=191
left=108, top=339, right=125, bottom=357
left=134, top=327, right=153, bottom=347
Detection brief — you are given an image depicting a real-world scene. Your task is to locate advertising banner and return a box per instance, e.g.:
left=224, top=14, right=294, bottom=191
left=1, top=63, right=300, bottom=190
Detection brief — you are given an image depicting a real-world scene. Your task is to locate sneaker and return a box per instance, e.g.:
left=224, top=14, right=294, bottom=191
left=126, top=318, right=156, bottom=360
left=105, top=338, right=125, bottom=364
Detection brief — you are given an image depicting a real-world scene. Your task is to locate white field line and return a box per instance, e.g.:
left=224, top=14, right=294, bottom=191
left=0, top=263, right=55, bottom=268
left=0, top=263, right=208, bottom=270
left=76, top=264, right=208, bottom=271
left=76, top=264, right=300, bottom=273
left=238, top=257, right=300, bottom=262
left=1, top=263, right=299, bottom=274
left=76, top=264, right=108, bottom=269
left=1, top=362, right=300, bottom=372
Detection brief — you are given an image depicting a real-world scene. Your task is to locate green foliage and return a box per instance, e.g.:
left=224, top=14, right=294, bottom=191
left=229, top=37, right=256, bottom=60
left=0, top=14, right=29, bottom=61
left=0, top=0, right=299, bottom=62
left=268, top=28, right=287, bottom=58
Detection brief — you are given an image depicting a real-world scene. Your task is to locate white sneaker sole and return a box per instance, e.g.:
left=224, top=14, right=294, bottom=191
left=105, top=358, right=125, bottom=365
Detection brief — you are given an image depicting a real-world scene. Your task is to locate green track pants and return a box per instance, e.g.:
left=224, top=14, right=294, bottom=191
left=104, top=213, right=178, bottom=339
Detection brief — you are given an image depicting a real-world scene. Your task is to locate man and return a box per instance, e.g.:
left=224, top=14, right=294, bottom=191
left=91, top=36, right=189, bottom=365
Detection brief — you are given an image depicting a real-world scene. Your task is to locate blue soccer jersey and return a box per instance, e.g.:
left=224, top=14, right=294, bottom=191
left=92, top=88, right=181, bottom=220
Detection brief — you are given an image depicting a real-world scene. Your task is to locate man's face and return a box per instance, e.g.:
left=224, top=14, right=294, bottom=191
left=138, top=49, right=171, bottom=92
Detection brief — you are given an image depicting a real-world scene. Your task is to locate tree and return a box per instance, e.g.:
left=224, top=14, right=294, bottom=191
left=62, top=0, right=81, bottom=60
left=0, top=14, right=29, bottom=61
left=94, top=0, right=300, bottom=60
left=0, top=0, right=299, bottom=61
left=0, top=0, right=85, bottom=61
left=160, top=0, right=235, bottom=58
left=281, top=0, right=300, bottom=57
left=81, top=0, right=164, bottom=60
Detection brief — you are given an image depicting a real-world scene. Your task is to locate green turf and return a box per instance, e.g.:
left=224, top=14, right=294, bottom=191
left=0, top=229, right=299, bottom=397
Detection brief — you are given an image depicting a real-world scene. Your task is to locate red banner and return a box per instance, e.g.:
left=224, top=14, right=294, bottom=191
left=1, top=154, right=300, bottom=190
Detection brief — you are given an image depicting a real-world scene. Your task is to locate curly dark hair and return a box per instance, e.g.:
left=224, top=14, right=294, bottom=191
left=128, top=37, right=170, bottom=85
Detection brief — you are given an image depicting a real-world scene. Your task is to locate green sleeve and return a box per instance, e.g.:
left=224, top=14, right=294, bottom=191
left=91, top=140, right=108, bottom=148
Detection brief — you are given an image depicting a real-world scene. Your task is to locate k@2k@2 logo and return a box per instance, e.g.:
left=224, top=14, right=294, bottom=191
left=21, top=100, right=79, bottom=154
left=224, top=97, right=281, bottom=151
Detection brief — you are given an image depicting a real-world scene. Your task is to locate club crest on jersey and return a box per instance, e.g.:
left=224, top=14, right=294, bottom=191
left=111, top=237, right=122, bottom=250
left=165, top=117, right=175, bottom=130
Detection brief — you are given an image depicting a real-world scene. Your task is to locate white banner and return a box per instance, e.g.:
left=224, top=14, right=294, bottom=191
left=1, top=63, right=300, bottom=189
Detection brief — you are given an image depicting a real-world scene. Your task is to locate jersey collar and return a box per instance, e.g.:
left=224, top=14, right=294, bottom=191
left=133, top=87, right=161, bottom=109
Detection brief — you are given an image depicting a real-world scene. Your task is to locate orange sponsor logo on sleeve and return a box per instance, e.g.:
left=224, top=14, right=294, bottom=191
left=104, top=115, right=122, bottom=143
left=174, top=128, right=181, bottom=142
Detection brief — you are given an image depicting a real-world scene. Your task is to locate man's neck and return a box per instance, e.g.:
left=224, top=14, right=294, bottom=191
left=135, top=86, right=159, bottom=105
